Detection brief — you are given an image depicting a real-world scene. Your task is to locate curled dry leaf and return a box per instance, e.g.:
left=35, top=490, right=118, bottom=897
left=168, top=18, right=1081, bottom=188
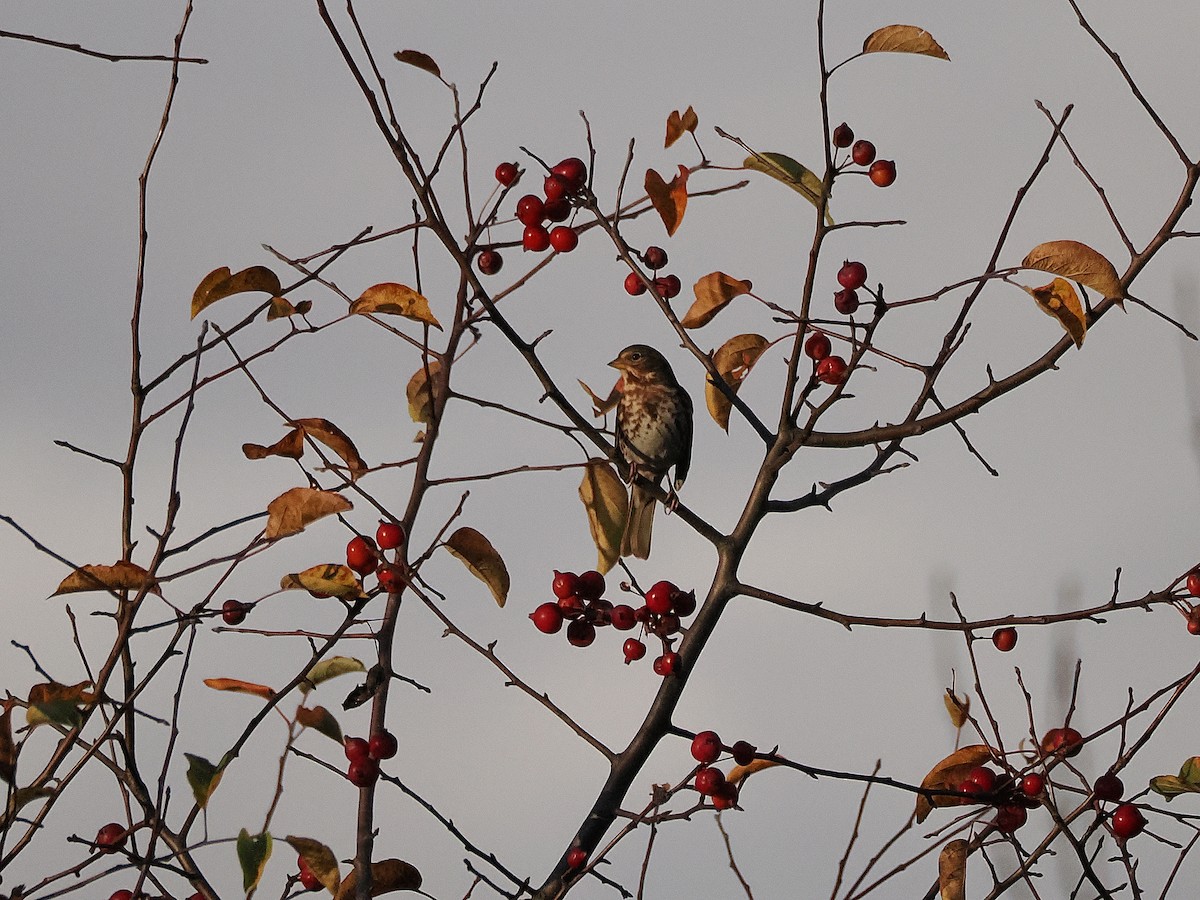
left=191, top=265, right=282, bottom=319
left=264, top=487, right=353, bottom=540
left=287, top=836, right=342, bottom=893
left=862, top=24, right=951, bottom=60
left=0, top=700, right=15, bottom=784
left=915, top=744, right=994, bottom=823
left=334, top=859, right=422, bottom=900
left=445, top=527, right=510, bottom=607
left=185, top=752, right=223, bottom=808
left=1023, top=278, right=1087, bottom=347
left=727, top=758, right=779, bottom=786
left=26, top=681, right=96, bottom=728
left=302, top=655, right=367, bottom=693
left=1022, top=240, right=1123, bottom=304
left=938, top=839, right=968, bottom=900
left=296, top=704, right=344, bottom=744
left=645, top=165, right=690, bottom=237
left=267, top=296, right=312, bottom=320
left=1151, top=755, right=1200, bottom=800
left=394, top=49, right=441, bottom=79
left=291, top=417, right=368, bottom=480
left=280, top=564, right=366, bottom=600
left=406, top=359, right=444, bottom=424
left=243, top=426, right=305, bottom=461
left=665, top=105, right=699, bottom=148
left=237, top=829, right=273, bottom=893
left=579, top=377, right=622, bottom=416
left=350, top=282, right=442, bottom=330
left=681, top=272, right=753, bottom=329
left=743, top=152, right=831, bottom=224
left=943, top=688, right=970, bottom=729
left=706, top=333, right=769, bottom=431
left=203, top=678, right=276, bottom=700
left=578, top=459, right=629, bottom=575
left=53, top=561, right=160, bottom=597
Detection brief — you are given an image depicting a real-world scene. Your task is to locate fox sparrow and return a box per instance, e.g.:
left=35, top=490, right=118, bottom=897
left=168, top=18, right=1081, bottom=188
left=609, top=345, right=693, bottom=558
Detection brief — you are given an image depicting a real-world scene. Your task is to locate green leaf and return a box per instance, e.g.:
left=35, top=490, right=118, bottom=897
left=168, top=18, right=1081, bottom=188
left=1151, top=756, right=1200, bottom=801
left=301, top=656, right=366, bottom=694
left=287, top=836, right=341, bottom=893
left=743, top=152, right=832, bottom=224
left=185, top=753, right=224, bottom=809
left=296, top=704, right=344, bottom=743
left=27, top=700, right=82, bottom=729
left=237, top=828, right=273, bottom=893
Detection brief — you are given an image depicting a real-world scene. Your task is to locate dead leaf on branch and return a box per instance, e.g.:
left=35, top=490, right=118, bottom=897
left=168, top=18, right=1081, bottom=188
left=290, top=418, right=368, bottom=481
left=1023, top=278, right=1087, bottom=347
left=943, top=688, right=970, bottom=729
left=280, top=564, right=366, bottom=600
left=334, top=859, right=422, bottom=899
left=267, top=296, right=312, bottom=320
left=681, top=272, right=753, bottom=329
left=394, top=49, right=441, bottom=79
left=203, top=678, right=276, bottom=700
left=53, top=561, right=160, bottom=597
left=296, top=704, right=344, bottom=744
left=243, top=427, right=305, bottom=462
left=705, top=333, right=769, bottom=431
left=862, top=24, right=951, bottom=61
left=350, top=282, right=442, bottom=330
left=302, top=655, right=367, bottom=693
left=288, top=836, right=342, bottom=893
left=938, top=839, right=968, bottom=900
left=579, top=459, right=628, bottom=575
left=191, top=265, right=282, bottom=319
left=0, top=700, right=15, bottom=784
left=264, top=487, right=352, bottom=540
left=445, top=527, right=510, bottom=607
left=579, top=377, right=622, bottom=417
left=1021, top=240, right=1123, bottom=306
left=728, top=758, right=779, bottom=786
left=915, top=744, right=994, bottom=823
left=742, top=152, right=832, bottom=224
left=406, top=360, right=444, bottom=424
left=665, top=105, right=699, bottom=148
left=26, top=681, right=96, bottom=728
left=645, top=165, right=689, bottom=236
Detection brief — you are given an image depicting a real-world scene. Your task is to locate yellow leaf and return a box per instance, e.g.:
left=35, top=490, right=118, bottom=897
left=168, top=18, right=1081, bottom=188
left=302, top=656, right=367, bottom=693
left=705, top=334, right=769, bottom=431
left=292, top=418, right=368, bottom=481
left=1021, top=240, right=1123, bottom=304
left=406, top=360, right=443, bottom=424
left=445, top=527, right=509, bottom=607
left=938, top=839, right=968, bottom=900
left=394, top=49, right=441, bottom=79
left=287, top=836, right=342, bottom=893
left=334, top=859, right=422, bottom=900
left=350, top=282, right=442, bottom=330
left=267, top=296, right=312, bottom=320
left=915, top=744, right=994, bottom=823
left=743, top=152, right=832, bottom=224
left=243, top=427, right=305, bottom=461
left=728, top=758, right=779, bottom=785
left=645, top=165, right=689, bottom=237
left=578, top=460, right=629, bottom=574
left=53, top=561, right=160, bottom=597
left=579, top=378, right=621, bottom=417
left=280, top=564, right=366, bottom=600
left=191, top=265, right=282, bottom=319
left=665, top=105, right=699, bottom=148
left=862, top=24, right=951, bottom=61
left=203, top=678, right=276, bottom=700
left=264, top=487, right=353, bottom=540
left=681, top=272, right=753, bottom=329
left=943, top=689, right=970, bottom=729
left=1023, top=278, right=1087, bottom=348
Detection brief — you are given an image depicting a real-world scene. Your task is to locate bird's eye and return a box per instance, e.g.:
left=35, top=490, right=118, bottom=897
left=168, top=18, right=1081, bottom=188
left=629, top=352, right=642, bottom=360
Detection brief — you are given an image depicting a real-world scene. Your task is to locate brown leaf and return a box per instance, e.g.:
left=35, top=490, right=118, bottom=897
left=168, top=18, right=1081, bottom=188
left=863, top=25, right=951, bottom=60
left=287, top=836, right=342, bottom=893
left=296, top=705, right=344, bottom=744
left=264, top=487, right=353, bottom=540
left=578, top=377, right=622, bottom=416
left=280, top=564, right=366, bottom=600
left=203, top=677, right=276, bottom=700
left=292, top=418, right=368, bottom=481
left=394, top=49, right=441, bottom=79
left=665, top=105, right=699, bottom=148
left=406, top=360, right=444, bottom=424
left=0, top=700, right=15, bottom=784
left=938, top=839, right=968, bottom=900
left=728, top=758, right=779, bottom=786
left=705, top=334, right=769, bottom=431
left=915, top=744, right=994, bottom=823
left=445, top=527, right=509, bottom=607
left=1022, top=240, right=1123, bottom=305
left=26, top=681, right=96, bottom=727
left=681, top=272, right=753, bottom=329
left=645, top=165, right=689, bottom=237
left=267, top=296, right=312, bottom=320
left=943, top=689, right=970, bottom=729
left=1023, top=278, right=1087, bottom=347
left=578, top=459, right=629, bottom=574
left=53, top=561, right=160, bottom=597
left=243, top=427, right=305, bottom=461
left=334, top=859, right=422, bottom=900
left=350, top=283, right=442, bottom=330
left=191, top=265, right=282, bottom=319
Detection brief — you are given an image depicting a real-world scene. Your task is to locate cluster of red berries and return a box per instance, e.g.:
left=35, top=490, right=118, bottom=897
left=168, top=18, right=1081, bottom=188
left=530, top=572, right=695, bottom=676
left=1183, top=568, right=1200, bottom=634
left=492, top=156, right=586, bottom=267
left=297, top=853, right=322, bottom=891
left=343, top=728, right=398, bottom=788
left=689, top=730, right=756, bottom=811
left=345, top=520, right=408, bottom=593
left=623, top=245, right=681, bottom=300
left=831, top=122, right=896, bottom=187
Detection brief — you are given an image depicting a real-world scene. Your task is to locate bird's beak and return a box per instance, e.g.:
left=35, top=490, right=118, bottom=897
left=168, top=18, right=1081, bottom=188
left=608, top=356, right=625, bottom=370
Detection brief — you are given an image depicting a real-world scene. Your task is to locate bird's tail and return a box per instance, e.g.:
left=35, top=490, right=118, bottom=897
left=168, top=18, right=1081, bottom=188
left=622, top=484, right=656, bottom=559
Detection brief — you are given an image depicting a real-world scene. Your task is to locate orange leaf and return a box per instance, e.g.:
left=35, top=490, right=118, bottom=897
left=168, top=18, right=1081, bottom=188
left=681, top=272, right=753, bottom=329
left=350, top=283, right=442, bottom=330
left=243, top=427, right=305, bottom=461
left=705, top=334, right=769, bottom=431
left=280, top=564, right=366, bottom=600
left=292, top=418, right=368, bottom=481
left=296, top=705, right=344, bottom=744
left=728, top=758, right=779, bottom=785
left=665, top=105, right=699, bottom=148
left=53, top=561, right=160, bottom=597
left=645, top=165, right=689, bottom=237
left=394, top=49, right=441, bottom=79
left=862, top=25, right=950, bottom=60
left=1022, top=240, right=1123, bottom=305
left=915, top=744, right=994, bottom=823
left=203, top=677, right=276, bottom=700
left=578, top=377, right=621, bottom=416
left=1023, top=277, right=1087, bottom=347
left=264, top=487, right=353, bottom=540
left=191, top=265, right=282, bottom=319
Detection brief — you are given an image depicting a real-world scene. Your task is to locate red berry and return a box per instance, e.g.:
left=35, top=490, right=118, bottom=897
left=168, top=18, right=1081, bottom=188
left=543, top=197, right=571, bottom=222
left=731, top=741, right=756, bottom=767
left=299, top=869, right=322, bottom=891
left=376, top=520, right=405, bottom=550
left=346, top=536, right=378, bottom=575
left=851, top=140, right=876, bottom=166
left=549, top=226, right=578, bottom=253
left=1111, top=803, right=1146, bottom=840
left=347, top=757, right=380, bottom=787
left=869, top=159, right=897, bottom=187
left=671, top=589, right=697, bottom=617
left=557, top=594, right=586, bottom=620
left=610, top=604, right=637, bottom=630
left=1020, top=773, right=1045, bottom=797
left=476, top=249, right=503, bottom=275
left=816, top=355, right=849, bottom=385
left=586, top=597, right=613, bottom=626
left=543, top=173, right=571, bottom=201
left=109, top=892, right=135, bottom=900
left=576, top=570, right=606, bottom=600
left=624, top=271, right=648, bottom=295
left=516, top=194, right=544, bottom=225
left=1187, top=570, right=1200, bottom=597
left=832, top=122, right=854, bottom=148
left=552, top=157, right=588, bottom=189
left=645, top=580, right=677, bottom=615
left=369, top=730, right=398, bottom=761
left=834, top=288, right=860, bottom=315
left=691, top=730, right=723, bottom=765
left=960, top=765, right=997, bottom=797
left=652, top=612, right=681, bottom=635
left=643, top=246, right=669, bottom=269
left=653, top=651, right=681, bottom=676
left=837, top=260, right=868, bottom=290
left=566, top=620, right=596, bottom=648
left=1094, top=772, right=1124, bottom=802
left=711, top=781, right=739, bottom=811
left=653, top=274, right=681, bottom=299
left=992, top=627, right=1018, bottom=652
left=694, top=766, right=726, bottom=796
left=531, top=602, right=565, bottom=634
left=565, top=847, right=588, bottom=869
left=551, top=570, right=579, bottom=599
left=622, top=638, right=647, bottom=664
left=1188, top=608, right=1200, bottom=635
left=377, top=563, right=404, bottom=592
left=1040, top=726, right=1083, bottom=758
left=495, top=162, right=519, bottom=186
left=95, top=822, right=126, bottom=853
left=344, top=736, right=370, bottom=762
left=995, top=804, right=1028, bottom=834
left=805, top=332, right=831, bottom=361
left=298, top=853, right=313, bottom=875
left=523, top=224, right=551, bottom=252
left=221, top=599, right=248, bottom=626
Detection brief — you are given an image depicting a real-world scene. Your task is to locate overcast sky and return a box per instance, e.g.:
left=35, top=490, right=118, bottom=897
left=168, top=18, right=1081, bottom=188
left=4, top=2, right=1200, bottom=898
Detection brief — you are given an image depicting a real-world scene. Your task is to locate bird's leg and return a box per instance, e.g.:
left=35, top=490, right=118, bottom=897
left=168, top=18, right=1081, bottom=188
left=663, top=483, right=680, bottom=515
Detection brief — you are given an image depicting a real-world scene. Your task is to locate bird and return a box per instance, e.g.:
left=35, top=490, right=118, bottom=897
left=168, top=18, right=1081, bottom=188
left=609, top=344, right=693, bottom=559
